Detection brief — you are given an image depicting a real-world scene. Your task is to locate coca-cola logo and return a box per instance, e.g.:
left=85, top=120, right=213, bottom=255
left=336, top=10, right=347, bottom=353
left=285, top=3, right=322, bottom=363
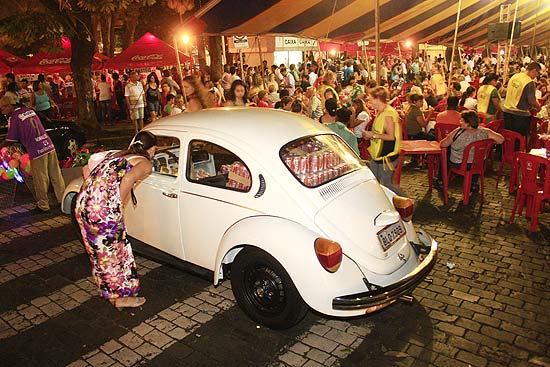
left=39, top=58, right=71, bottom=65
left=130, top=54, right=163, bottom=61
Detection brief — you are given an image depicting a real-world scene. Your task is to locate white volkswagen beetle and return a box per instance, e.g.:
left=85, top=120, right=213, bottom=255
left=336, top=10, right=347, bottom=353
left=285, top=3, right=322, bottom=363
left=62, top=108, right=437, bottom=329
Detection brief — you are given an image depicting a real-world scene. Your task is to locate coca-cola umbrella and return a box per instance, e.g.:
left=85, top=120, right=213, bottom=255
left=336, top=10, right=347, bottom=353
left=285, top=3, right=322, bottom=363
left=0, top=60, right=10, bottom=74
left=105, top=32, right=193, bottom=69
left=13, top=37, right=105, bottom=74
left=0, top=49, right=24, bottom=68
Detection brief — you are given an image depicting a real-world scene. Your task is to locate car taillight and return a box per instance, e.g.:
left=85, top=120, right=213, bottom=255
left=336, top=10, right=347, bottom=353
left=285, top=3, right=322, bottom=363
left=393, top=196, right=414, bottom=222
left=314, top=238, right=342, bottom=273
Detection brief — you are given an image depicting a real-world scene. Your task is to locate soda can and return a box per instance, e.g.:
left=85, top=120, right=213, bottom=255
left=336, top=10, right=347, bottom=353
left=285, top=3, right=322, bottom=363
left=291, top=156, right=300, bottom=173
left=311, top=172, right=319, bottom=186
left=302, top=173, right=312, bottom=186
left=309, top=154, right=319, bottom=173
left=322, top=170, right=330, bottom=182
left=284, top=155, right=293, bottom=168
left=328, top=151, right=336, bottom=168
left=297, top=156, right=307, bottom=174
left=333, top=153, right=340, bottom=166
left=317, top=152, right=325, bottom=172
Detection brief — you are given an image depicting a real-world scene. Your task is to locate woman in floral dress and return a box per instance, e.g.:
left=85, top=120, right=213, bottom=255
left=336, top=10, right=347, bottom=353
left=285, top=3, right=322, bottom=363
left=75, top=131, right=157, bottom=309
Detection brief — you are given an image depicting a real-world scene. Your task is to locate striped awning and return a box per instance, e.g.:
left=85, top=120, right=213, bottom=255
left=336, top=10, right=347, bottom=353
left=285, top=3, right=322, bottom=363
left=197, top=0, right=550, bottom=47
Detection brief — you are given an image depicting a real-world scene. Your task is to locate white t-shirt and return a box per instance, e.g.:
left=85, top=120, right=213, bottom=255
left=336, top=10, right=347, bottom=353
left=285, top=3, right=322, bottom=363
left=125, top=81, right=145, bottom=109
left=464, top=97, right=477, bottom=111
left=97, top=81, right=111, bottom=102
left=353, top=111, right=370, bottom=138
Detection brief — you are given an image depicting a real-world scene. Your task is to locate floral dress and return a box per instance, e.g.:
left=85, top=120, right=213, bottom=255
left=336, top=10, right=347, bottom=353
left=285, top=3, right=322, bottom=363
left=75, top=155, right=140, bottom=300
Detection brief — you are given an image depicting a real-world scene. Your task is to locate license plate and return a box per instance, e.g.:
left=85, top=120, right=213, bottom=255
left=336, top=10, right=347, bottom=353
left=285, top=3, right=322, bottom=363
left=377, top=221, right=406, bottom=251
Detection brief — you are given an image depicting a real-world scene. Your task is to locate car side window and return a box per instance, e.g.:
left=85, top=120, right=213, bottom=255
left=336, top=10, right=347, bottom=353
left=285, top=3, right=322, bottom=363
left=152, top=136, right=180, bottom=177
left=187, top=140, right=252, bottom=192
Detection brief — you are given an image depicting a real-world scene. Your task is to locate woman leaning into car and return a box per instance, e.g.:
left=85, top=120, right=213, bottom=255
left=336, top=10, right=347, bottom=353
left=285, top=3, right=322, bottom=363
left=75, top=131, right=157, bottom=310
left=362, top=86, right=404, bottom=196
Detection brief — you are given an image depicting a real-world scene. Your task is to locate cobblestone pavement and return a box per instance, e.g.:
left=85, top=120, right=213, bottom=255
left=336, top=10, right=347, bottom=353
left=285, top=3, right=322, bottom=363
left=0, top=163, right=548, bottom=367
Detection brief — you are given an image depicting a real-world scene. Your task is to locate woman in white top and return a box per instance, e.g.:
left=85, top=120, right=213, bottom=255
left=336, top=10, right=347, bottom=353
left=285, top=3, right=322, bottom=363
left=349, top=98, right=370, bottom=143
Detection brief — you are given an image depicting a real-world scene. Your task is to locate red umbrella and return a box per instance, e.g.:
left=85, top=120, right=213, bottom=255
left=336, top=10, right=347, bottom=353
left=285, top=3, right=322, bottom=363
left=105, top=32, right=193, bottom=69
left=13, top=37, right=104, bottom=74
left=0, top=60, right=10, bottom=74
left=0, top=49, right=24, bottom=67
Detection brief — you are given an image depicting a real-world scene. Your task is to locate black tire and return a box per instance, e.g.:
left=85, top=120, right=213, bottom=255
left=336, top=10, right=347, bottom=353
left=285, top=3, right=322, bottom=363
left=231, top=247, right=308, bottom=329
left=70, top=194, right=84, bottom=245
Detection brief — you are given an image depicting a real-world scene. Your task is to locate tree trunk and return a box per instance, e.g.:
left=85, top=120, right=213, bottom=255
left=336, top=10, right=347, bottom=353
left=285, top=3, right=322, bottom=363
left=196, top=35, right=207, bottom=74
left=109, top=13, right=116, bottom=57
left=91, top=14, right=100, bottom=53
left=71, top=32, right=99, bottom=134
left=208, top=36, right=223, bottom=82
left=100, top=12, right=112, bottom=57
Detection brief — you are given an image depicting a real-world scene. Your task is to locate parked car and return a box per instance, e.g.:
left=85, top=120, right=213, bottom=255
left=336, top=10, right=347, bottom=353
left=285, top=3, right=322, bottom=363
left=61, top=108, right=437, bottom=329
left=0, top=114, right=86, bottom=159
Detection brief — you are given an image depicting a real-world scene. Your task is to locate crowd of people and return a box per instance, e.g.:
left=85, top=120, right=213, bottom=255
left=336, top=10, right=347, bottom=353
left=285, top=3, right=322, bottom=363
left=1, top=50, right=549, bottom=310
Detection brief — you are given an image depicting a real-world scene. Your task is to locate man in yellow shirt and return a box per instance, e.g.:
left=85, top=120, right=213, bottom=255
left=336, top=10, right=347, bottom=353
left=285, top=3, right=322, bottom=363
left=502, top=62, right=541, bottom=140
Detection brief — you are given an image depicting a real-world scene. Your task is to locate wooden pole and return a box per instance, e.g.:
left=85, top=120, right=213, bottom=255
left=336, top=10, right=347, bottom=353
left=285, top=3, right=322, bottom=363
left=221, top=35, right=227, bottom=65
left=448, top=0, right=463, bottom=90
left=503, top=0, right=519, bottom=85
left=257, top=35, right=267, bottom=90
left=375, top=0, right=380, bottom=85
left=173, top=36, right=187, bottom=105
left=531, top=0, right=540, bottom=57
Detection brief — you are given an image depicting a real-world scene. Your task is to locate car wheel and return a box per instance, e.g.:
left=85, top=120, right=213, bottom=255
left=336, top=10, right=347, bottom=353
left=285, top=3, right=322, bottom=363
left=231, top=247, right=308, bottom=329
left=71, top=194, right=84, bottom=245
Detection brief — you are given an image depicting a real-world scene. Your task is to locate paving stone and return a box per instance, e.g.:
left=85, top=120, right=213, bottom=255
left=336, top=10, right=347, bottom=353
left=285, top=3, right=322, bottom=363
left=514, top=335, right=547, bottom=354
left=147, top=318, right=176, bottom=333
left=309, top=324, right=330, bottom=336
left=305, top=348, right=330, bottom=364
left=142, top=329, right=173, bottom=349
left=100, top=340, right=123, bottom=354
left=324, top=320, right=350, bottom=331
left=39, top=302, right=64, bottom=317
left=289, top=342, right=311, bottom=355
left=132, top=323, right=154, bottom=337
left=447, top=335, right=479, bottom=354
left=279, top=351, right=306, bottom=367
left=173, top=315, right=197, bottom=330
left=157, top=309, right=179, bottom=321
left=119, top=332, right=144, bottom=349
left=303, top=360, right=324, bottom=367
left=110, top=347, right=141, bottom=366
left=134, top=342, right=162, bottom=360
left=480, top=325, right=516, bottom=344
left=324, top=329, right=357, bottom=347
left=86, top=352, right=115, bottom=367
left=67, top=360, right=90, bottom=367
left=166, top=327, right=189, bottom=340
left=30, top=296, right=51, bottom=307
left=300, top=333, right=339, bottom=353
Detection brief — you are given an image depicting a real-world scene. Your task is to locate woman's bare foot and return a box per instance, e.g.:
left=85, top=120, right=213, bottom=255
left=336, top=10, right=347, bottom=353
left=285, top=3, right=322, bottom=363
left=109, top=296, right=146, bottom=310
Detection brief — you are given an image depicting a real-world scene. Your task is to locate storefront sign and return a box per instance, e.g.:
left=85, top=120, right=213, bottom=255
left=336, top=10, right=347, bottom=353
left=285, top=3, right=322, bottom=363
left=233, top=36, right=249, bottom=49
left=275, top=37, right=318, bottom=51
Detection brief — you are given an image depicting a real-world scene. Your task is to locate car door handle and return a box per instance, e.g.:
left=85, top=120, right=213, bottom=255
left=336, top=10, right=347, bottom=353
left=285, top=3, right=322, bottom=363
left=162, top=192, right=178, bottom=199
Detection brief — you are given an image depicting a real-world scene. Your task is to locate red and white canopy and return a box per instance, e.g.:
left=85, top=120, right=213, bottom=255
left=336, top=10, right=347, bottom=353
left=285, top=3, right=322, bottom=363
left=105, top=32, right=193, bottom=70
left=13, top=38, right=105, bottom=74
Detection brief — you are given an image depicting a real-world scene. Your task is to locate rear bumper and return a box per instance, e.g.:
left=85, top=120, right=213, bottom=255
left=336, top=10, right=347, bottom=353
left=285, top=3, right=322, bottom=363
left=332, top=230, right=438, bottom=311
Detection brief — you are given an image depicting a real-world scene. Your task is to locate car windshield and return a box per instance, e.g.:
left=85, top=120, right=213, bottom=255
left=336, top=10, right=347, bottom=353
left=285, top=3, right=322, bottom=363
left=280, top=134, right=364, bottom=188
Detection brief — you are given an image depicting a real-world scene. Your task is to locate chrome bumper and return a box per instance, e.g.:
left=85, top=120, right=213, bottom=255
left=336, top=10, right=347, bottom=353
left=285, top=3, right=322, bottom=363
left=332, top=231, right=438, bottom=311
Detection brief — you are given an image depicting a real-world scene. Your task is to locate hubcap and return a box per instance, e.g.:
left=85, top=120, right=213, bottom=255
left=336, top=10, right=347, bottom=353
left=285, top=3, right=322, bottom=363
left=244, top=265, right=285, bottom=315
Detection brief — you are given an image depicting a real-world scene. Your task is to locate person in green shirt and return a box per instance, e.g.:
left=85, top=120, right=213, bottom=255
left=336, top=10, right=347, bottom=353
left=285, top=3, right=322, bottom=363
left=320, top=99, right=359, bottom=155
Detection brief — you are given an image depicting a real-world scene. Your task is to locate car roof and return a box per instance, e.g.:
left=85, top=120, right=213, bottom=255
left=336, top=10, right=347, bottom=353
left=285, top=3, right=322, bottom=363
left=145, top=108, right=335, bottom=151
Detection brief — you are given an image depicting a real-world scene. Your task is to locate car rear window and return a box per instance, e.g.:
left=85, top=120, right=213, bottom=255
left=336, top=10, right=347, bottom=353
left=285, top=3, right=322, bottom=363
left=280, top=134, right=364, bottom=188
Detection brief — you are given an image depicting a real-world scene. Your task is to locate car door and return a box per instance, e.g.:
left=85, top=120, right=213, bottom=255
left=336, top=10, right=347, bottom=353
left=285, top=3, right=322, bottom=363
left=179, top=135, right=262, bottom=270
left=124, top=131, right=185, bottom=259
